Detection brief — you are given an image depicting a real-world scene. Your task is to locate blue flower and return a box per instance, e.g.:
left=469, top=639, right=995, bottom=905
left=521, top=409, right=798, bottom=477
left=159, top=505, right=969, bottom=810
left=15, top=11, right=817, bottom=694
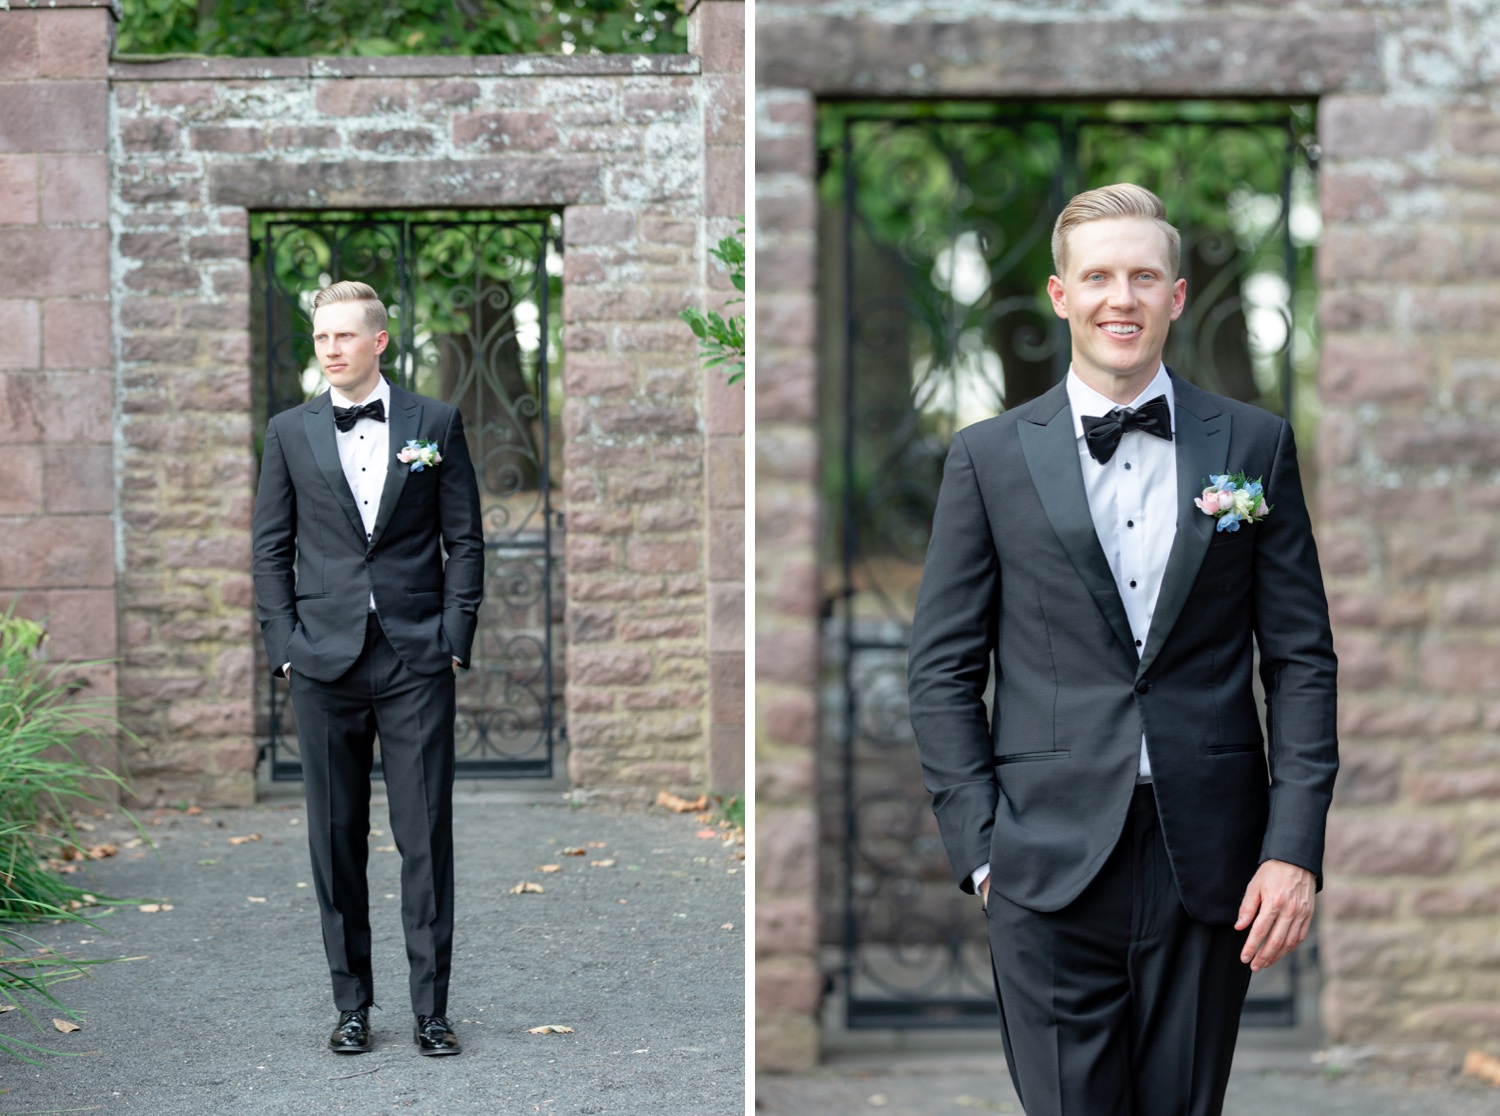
left=1215, top=513, right=1242, bottom=532
left=1209, top=474, right=1232, bottom=489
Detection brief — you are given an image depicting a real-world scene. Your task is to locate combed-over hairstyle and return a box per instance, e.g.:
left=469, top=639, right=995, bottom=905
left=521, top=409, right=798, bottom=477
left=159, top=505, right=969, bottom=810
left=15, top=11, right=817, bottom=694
left=1051, top=183, right=1182, bottom=281
left=311, top=280, right=388, bottom=333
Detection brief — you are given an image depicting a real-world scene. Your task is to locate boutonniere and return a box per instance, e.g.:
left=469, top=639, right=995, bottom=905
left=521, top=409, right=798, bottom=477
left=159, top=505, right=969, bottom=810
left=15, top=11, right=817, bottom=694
left=397, top=439, right=443, bottom=473
left=1195, top=472, right=1271, bottom=532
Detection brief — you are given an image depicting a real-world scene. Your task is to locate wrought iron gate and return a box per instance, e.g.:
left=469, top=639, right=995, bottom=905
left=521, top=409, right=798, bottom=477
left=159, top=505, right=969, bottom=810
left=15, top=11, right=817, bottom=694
left=821, top=103, right=1320, bottom=1028
left=252, top=211, right=564, bottom=780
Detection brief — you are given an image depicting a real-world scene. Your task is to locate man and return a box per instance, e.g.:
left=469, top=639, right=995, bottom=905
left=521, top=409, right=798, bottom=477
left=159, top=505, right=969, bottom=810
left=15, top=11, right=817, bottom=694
left=252, top=281, right=484, bottom=1057
left=907, top=184, right=1337, bottom=1115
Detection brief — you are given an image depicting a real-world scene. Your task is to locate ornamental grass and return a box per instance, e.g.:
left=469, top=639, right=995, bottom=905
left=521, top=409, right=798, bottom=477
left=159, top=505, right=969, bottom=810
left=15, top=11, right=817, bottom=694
left=0, top=610, right=144, bottom=1062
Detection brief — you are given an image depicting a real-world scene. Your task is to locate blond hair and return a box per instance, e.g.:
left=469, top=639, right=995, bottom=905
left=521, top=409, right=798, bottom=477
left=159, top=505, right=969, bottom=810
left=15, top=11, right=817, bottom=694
left=1051, top=183, right=1181, bottom=280
left=311, top=280, right=388, bottom=333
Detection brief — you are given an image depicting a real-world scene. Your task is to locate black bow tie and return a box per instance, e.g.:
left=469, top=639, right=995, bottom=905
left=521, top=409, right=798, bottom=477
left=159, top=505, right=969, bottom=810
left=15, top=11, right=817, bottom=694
left=333, top=398, right=385, bottom=433
left=1081, top=395, right=1173, bottom=464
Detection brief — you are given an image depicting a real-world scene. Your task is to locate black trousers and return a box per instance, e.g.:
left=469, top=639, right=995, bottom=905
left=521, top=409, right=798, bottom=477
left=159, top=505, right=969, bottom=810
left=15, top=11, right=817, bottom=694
left=986, top=784, right=1253, bottom=1116
left=288, top=613, right=457, bottom=1017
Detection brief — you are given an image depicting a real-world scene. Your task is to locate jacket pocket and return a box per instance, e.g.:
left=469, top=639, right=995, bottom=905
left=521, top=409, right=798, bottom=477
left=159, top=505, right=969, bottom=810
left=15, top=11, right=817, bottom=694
left=1206, top=741, right=1263, bottom=756
left=295, top=591, right=331, bottom=601
left=995, top=750, right=1070, bottom=766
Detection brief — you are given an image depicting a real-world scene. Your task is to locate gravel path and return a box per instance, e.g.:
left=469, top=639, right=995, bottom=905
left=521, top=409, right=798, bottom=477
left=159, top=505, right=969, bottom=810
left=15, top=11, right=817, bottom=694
left=0, top=793, right=745, bottom=1115
left=755, top=1053, right=1500, bottom=1115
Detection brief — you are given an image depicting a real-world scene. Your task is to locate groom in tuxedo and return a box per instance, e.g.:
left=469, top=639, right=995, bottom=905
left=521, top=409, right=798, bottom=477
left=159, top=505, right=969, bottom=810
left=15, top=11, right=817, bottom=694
left=908, top=185, right=1337, bottom=1115
left=252, top=281, right=484, bottom=1056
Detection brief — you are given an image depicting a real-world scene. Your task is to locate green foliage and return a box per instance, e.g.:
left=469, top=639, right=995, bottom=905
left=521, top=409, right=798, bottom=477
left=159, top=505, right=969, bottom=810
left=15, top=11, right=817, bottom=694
left=716, top=793, right=744, bottom=829
left=117, top=0, right=687, bottom=57
left=680, top=223, right=745, bottom=387
left=0, top=612, right=136, bottom=924
left=0, top=613, right=143, bottom=1063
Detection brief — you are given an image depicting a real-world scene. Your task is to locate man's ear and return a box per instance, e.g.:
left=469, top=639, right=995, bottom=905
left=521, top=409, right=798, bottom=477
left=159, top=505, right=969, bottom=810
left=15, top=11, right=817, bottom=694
left=374, top=329, right=390, bottom=354
left=1046, top=275, right=1068, bottom=319
left=1170, top=277, right=1187, bottom=322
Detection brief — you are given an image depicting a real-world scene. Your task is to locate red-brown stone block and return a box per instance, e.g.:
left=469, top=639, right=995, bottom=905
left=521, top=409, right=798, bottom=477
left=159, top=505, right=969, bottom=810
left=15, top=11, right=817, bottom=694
left=1320, top=97, right=1434, bottom=158
left=453, top=111, right=558, bottom=152
left=1320, top=337, right=1429, bottom=405
left=0, top=514, right=113, bottom=588
left=0, top=155, right=38, bottom=225
left=43, top=444, right=113, bottom=514
left=0, top=455, right=42, bottom=516
left=37, top=9, right=110, bottom=80
left=0, top=301, right=41, bottom=370
left=756, top=896, right=818, bottom=957
left=0, top=228, right=107, bottom=297
left=40, top=153, right=107, bottom=224
left=756, top=957, right=822, bottom=1017
left=43, top=299, right=111, bottom=370
left=0, top=12, right=39, bottom=81
left=758, top=807, right=817, bottom=892
left=0, top=82, right=107, bottom=153
left=1420, top=644, right=1500, bottom=694
left=570, top=649, right=652, bottom=687
left=314, top=80, right=408, bottom=117
left=1326, top=816, right=1458, bottom=876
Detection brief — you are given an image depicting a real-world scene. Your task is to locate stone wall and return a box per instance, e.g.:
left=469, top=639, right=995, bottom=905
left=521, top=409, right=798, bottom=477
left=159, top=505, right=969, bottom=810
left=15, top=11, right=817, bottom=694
left=0, top=1, right=743, bottom=808
left=755, top=0, right=1500, bottom=1072
left=0, top=1, right=119, bottom=745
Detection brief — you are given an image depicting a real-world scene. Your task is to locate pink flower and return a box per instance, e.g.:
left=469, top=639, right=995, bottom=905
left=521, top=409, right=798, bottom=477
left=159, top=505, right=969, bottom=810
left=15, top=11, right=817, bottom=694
left=1215, top=489, right=1236, bottom=512
left=397, top=447, right=418, bottom=463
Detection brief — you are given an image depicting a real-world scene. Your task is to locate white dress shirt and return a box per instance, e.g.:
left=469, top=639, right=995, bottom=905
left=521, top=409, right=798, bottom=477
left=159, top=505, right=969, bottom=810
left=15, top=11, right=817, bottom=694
left=974, top=365, right=1178, bottom=896
left=330, top=376, right=392, bottom=550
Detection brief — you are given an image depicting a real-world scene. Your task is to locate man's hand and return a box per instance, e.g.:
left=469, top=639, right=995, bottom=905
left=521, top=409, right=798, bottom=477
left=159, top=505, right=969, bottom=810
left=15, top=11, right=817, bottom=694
left=979, top=875, right=990, bottom=911
left=453, top=657, right=460, bottom=673
left=1235, top=859, right=1315, bottom=972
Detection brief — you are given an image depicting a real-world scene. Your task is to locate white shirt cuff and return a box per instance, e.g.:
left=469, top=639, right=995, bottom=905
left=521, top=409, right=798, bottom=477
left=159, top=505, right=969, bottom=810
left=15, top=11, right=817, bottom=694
left=971, top=863, right=990, bottom=891
left=280, top=662, right=291, bottom=678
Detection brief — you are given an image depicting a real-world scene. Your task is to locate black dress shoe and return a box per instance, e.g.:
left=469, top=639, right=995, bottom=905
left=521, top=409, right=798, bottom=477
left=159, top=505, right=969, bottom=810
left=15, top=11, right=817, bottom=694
left=414, top=1014, right=461, bottom=1056
left=328, top=1007, right=371, bottom=1054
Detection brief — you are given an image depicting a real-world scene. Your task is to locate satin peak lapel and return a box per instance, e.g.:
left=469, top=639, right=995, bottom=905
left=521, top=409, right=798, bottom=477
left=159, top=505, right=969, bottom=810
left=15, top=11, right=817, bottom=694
left=1136, top=387, right=1230, bottom=678
left=1017, top=393, right=1138, bottom=663
left=303, top=395, right=366, bottom=542
left=368, top=387, right=421, bottom=550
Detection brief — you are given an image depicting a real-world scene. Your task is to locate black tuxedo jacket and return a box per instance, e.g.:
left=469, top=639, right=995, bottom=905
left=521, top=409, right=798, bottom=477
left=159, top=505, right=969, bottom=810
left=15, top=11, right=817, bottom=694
left=252, top=382, right=485, bottom=682
left=907, top=374, right=1338, bottom=926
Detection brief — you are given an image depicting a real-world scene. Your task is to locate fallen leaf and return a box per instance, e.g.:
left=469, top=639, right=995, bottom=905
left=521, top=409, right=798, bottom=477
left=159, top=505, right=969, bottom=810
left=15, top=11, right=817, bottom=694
left=721, top=922, right=735, bottom=930
left=586, top=841, right=607, bottom=848
left=510, top=882, right=545, bottom=895
left=1464, top=1049, right=1500, bottom=1087
left=695, top=829, right=717, bottom=839
left=0, top=1004, right=16, bottom=1013
left=656, top=790, right=708, bottom=813
left=247, top=896, right=267, bottom=903
left=561, top=846, right=587, bottom=856
left=185, top=806, right=203, bottom=816
left=137, top=903, right=173, bottom=913
left=374, top=844, right=397, bottom=853
left=88, top=844, right=118, bottom=860
left=590, top=859, right=616, bottom=868
left=123, top=838, right=146, bottom=849
left=539, top=864, right=562, bottom=873
left=527, top=1024, right=575, bottom=1035
left=227, top=834, right=261, bottom=845
left=52, top=1019, right=81, bottom=1034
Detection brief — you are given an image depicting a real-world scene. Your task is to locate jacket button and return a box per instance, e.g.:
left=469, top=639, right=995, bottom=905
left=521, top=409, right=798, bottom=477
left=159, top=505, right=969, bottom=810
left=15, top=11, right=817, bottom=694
left=1135, top=680, right=1150, bottom=694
